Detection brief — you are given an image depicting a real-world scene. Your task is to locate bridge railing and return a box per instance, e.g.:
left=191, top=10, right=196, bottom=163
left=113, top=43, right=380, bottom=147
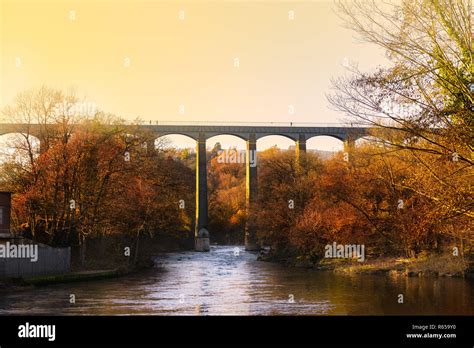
left=132, top=120, right=370, bottom=128
left=0, top=121, right=372, bottom=128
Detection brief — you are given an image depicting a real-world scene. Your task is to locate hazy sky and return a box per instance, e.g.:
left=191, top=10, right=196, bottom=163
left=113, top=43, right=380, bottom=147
left=1, top=0, right=389, bottom=150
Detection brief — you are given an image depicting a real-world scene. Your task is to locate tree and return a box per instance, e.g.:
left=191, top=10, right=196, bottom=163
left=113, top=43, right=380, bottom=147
left=329, top=0, right=473, bottom=250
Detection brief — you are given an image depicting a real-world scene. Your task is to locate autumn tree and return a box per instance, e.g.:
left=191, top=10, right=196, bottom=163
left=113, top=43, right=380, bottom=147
left=329, top=0, right=473, bottom=252
left=0, top=87, right=195, bottom=267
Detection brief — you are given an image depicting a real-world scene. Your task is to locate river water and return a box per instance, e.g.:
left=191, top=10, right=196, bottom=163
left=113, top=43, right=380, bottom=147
left=0, top=246, right=473, bottom=315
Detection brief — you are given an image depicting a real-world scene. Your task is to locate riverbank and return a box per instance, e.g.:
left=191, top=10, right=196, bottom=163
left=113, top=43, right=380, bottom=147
left=0, top=263, right=152, bottom=292
left=0, top=233, right=194, bottom=291
left=70, top=232, right=194, bottom=271
left=22, top=269, right=125, bottom=286
left=258, top=251, right=474, bottom=278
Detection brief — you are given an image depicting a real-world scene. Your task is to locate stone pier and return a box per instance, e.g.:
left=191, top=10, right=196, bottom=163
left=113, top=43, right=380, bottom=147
left=195, top=133, right=210, bottom=251
left=295, top=133, right=306, bottom=167
left=245, top=133, right=259, bottom=251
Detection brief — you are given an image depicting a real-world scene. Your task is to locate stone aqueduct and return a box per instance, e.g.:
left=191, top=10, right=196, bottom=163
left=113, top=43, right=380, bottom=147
left=0, top=123, right=370, bottom=251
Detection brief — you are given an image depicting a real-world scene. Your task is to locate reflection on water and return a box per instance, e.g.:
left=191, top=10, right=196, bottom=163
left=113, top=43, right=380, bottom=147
left=0, top=245, right=473, bottom=315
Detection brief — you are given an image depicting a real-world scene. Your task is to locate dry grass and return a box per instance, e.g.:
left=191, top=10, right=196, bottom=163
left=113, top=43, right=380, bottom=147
left=330, top=253, right=470, bottom=277
left=404, top=254, right=469, bottom=277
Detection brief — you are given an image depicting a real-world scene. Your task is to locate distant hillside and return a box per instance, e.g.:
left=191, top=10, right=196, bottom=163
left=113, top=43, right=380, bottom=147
left=311, top=149, right=336, bottom=160
left=288, top=146, right=336, bottom=160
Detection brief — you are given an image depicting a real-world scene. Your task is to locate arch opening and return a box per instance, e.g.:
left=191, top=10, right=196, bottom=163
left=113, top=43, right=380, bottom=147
left=207, top=135, right=247, bottom=245
left=206, top=134, right=247, bottom=156
left=155, top=134, right=196, bottom=153
left=148, top=134, right=197, bottom=164
left=257, top=135, right=295, bottom=152
left=306, top=135, right=345, bottom=158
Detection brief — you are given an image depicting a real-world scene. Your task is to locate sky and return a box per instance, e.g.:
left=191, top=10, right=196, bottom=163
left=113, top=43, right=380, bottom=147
left=0, top=0, right=389, bottom=151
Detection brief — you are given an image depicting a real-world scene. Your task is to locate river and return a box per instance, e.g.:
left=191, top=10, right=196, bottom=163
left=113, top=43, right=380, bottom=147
left=0, top=245, right=473, bottom=315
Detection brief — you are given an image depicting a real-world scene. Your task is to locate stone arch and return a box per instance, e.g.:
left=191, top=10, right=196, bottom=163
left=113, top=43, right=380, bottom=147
left=256, top=133, right=296, bottom=142
left=206, top=133, right=248, bottom=142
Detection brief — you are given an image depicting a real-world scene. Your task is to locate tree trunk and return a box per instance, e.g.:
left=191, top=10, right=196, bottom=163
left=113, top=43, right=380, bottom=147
left=134, top=230, right=141, bottom=266
left=80, top=234, right=87, bottom=266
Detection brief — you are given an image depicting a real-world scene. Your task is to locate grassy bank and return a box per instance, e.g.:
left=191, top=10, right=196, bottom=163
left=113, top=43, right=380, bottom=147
left=328, top=255, right=472, bottom=278
left=259, top=251, right=474, bottom=278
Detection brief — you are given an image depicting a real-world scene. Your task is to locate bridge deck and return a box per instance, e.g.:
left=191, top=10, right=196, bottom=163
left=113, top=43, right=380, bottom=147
left=0, top=123, right=371, bottom=141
